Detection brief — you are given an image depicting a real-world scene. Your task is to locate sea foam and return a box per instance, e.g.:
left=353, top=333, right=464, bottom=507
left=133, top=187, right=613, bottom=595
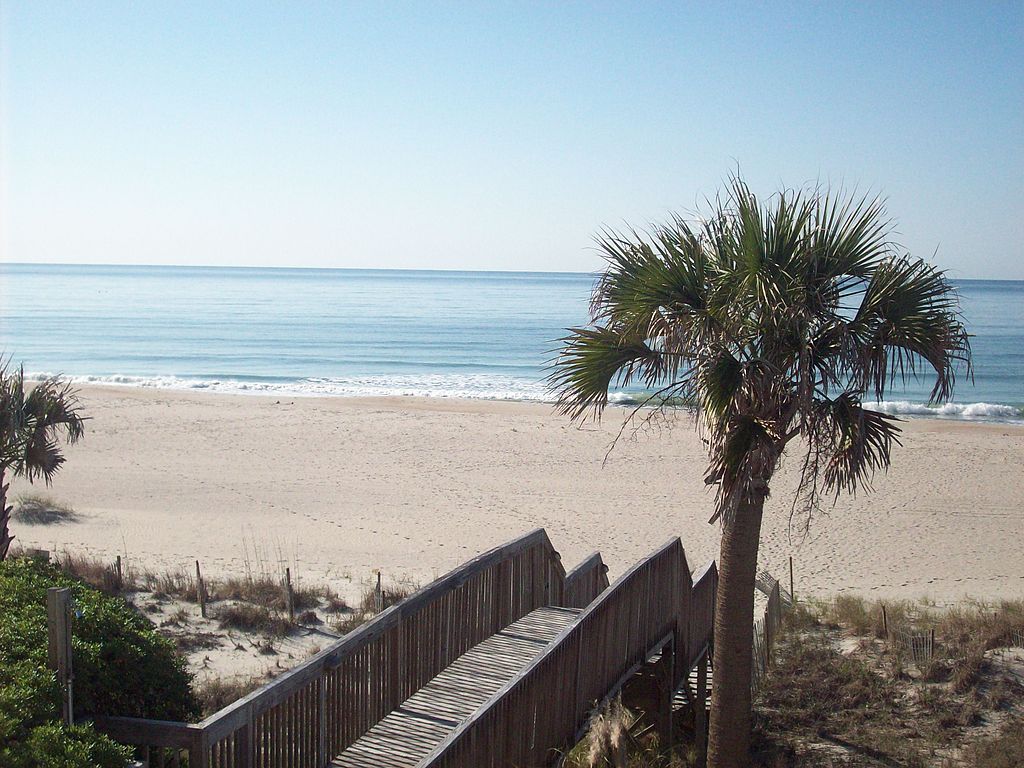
left=27, top=372, right=1024, bottom=423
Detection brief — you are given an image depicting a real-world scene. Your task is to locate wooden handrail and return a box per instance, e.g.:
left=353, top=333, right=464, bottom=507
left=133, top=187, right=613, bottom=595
left=97, top=528, right=568, bottom=767
left=687, top=560, right=717, bottom=672
left=562, top=551, right=609, bottom=608
left=200, top=527, right=562, bottom=736
left=421, top=538, right=693, bottom=768
left=92, top=716, right=202, bottom=749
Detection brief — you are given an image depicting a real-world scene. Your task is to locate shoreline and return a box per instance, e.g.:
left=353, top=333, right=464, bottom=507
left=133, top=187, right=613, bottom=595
left=9, top=385, right=1024, bottom=605
left=25, top=375, right=1024, bottom=426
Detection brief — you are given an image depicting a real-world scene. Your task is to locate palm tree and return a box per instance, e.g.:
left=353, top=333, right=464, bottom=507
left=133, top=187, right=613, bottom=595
left=0, top=363, right=86, bottom=559
left=549, top=178, right=971, bottom=768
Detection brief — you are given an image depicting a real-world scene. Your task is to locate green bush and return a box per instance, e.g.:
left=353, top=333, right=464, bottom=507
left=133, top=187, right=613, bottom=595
left=0, top=557, right=200, bottom=767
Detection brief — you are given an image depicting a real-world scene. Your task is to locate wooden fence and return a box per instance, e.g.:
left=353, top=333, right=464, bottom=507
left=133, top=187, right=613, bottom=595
left=419, top=538, right=717, bottom=768
left=751, top=578, right=784, bottom=692
left=96, top=528, right=571, bottom=768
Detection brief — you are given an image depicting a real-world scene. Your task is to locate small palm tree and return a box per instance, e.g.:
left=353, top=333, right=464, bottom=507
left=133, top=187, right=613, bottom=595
left=550, top=178, right=970, bottom=768
left=0, top=363, right=86, bottom=559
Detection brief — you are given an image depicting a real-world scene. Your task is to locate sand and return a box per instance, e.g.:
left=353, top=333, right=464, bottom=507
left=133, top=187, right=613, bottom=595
left=10, top=385, right=1024, bottom=605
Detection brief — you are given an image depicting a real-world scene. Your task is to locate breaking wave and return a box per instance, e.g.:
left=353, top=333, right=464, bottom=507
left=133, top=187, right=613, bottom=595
left=25, top=371, right=554, bottom=402
left=25, top=373, right=1024, bottom=423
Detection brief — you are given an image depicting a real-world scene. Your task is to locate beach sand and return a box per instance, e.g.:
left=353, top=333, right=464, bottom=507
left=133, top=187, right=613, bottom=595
left=11, top=385, right=1024, bottom=604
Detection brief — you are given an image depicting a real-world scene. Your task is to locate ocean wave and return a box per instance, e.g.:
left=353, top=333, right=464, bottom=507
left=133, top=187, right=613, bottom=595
left=25, top=371, right=555, bottom=402
left=23, top=372, right=1024, bottom=423
left=609, top=392, right=1023, bottom=423
left=862, top=400, right=1024, bottom=422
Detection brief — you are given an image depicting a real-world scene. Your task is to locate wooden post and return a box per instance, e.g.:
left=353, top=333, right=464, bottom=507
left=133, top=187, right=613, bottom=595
left=882, top=604, right=889, bottom=638
left=318, top=676, right=327, bottom=766
left=285, top=567, right=295, bottom=623
left=195, top=560, right=207, bottom=618
left=695, top=649, right=708, bottom=768
left=47, top=587, right=74, bottom=725
left=115, top=555, right=123, bottom=591
left=789, top=556, right=795, bottom=605
left=375, top=571, right=383, bottom=614
left=930, top=628, right=936, bottom=660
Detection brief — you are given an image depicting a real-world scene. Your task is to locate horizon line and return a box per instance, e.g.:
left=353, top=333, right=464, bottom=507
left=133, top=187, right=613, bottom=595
left=2, top=261, right=1021, bottom=282
left=1, top=260, right=599, bottom=277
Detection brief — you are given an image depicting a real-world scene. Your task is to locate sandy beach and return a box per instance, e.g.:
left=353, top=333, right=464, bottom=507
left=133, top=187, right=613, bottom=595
left=10, top=385, right=1024, bottom=604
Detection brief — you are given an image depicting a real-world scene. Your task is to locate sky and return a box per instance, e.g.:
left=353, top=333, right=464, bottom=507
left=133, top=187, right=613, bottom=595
left=1, top=2, right=1021, bottom=278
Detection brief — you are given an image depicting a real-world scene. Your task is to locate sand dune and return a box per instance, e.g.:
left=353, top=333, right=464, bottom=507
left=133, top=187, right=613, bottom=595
left=11, top=386, right=1024, bottom=604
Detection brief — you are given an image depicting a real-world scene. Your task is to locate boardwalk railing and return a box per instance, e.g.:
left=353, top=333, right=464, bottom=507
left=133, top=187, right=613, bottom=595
left=686, top=560, right=717, bottom=673
left=420, top=538, right=711, bottom=768
left=97, top=529, right=573, bottom=768
left=562, top=551, right=609, bottom=609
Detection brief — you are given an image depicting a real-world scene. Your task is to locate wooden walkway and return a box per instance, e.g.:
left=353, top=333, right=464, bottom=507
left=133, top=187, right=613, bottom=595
left=331, top=606, right=580, bottom=768
left=93, top=530, right=717, bottom=768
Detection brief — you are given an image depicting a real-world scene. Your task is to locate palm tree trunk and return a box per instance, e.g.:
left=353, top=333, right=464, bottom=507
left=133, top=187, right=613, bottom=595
left=0, top=469, right=12, bottom=560
left=707, top=492, right=766, bottom=768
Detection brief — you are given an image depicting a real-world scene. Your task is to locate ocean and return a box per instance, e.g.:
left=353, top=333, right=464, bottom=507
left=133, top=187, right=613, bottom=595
left=1, top=264, right=1021, bottom=422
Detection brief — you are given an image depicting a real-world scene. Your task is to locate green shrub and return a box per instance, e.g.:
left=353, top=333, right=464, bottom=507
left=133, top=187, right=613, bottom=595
left=0, top=557, right=200, bottom=766
left=11, top=723, right=131, bottom=768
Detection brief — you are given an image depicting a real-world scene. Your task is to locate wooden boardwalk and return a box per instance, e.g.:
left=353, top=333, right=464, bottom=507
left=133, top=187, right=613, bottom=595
left=94, top=530, right=718, bottom=768
left=332, top=606, right=580, bottom=768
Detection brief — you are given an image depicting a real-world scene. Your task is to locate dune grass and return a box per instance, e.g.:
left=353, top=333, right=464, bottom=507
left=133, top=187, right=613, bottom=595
left=11, top=493, right=78, bottom=525
left=560, top=596, right=1024, bottom=767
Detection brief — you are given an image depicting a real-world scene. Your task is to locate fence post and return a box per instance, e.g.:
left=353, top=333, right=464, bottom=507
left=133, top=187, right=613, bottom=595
left=374, top=571, right=383, bottom=614
left=195, top=560, right=207, bottom=618
left=789, top=556, right=795, bottom=605
left=46, top=587, right=74, bottom=725
left=190, top=731, right=210, bottom=768
left=882, top=604, right=889, bottom=637
left=318, top=675, right=328, bottom=765
left=285, top=567, right=296, bottom=623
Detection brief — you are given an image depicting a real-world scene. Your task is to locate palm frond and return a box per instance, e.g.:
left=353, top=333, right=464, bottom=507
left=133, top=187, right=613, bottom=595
left=0, top=363, right=87, bottom=477
left=590, top=223, right=715, bottom=344
left=851, top=257, right=971, bottom=402
left=548, top=325, right=677, bottom=421
left=815, top=394, right=903, bottom=496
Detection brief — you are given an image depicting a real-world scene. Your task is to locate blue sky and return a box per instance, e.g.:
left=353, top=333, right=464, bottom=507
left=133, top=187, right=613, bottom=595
left=2, top=2, right=1021, bottom=277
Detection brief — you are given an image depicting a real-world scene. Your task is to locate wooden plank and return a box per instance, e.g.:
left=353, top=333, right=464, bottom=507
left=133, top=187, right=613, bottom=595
left=93, top=717, right=203, bottom=750
left=421, top=538, right=685, bottom=768
left=332, top=606, right=579, bottom=768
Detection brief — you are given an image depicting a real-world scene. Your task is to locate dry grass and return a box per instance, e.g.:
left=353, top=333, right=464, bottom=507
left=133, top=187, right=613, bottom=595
left=752, top=599, right=1024, bottom=766
left=331, top=612, right=368, bottom=636
left=53, top=549, right=126, bottom=593
left=11, top=493, right=78, bottom=525
left=358, top=579, right=417, bottom=614
left=217, top=603, right=290, bottom=636
left=194, top=675, right=269, bottom=717
left=329, top=578, right=419, bottom=636
left=824, top=594, right=913, bottom=638
left=960, top=723, right=1024, bottom=768
left=562, top=697, right=686, bottom=768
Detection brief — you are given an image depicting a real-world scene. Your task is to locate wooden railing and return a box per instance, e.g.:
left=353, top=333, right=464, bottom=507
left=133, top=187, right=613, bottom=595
left=562, top=551, right=609, bottom=608
left=420, top=538, right=695, bottom=768
left=751, top=577, right=783, bottom=691
left=97, top=528, right=569, bottom=768
left=687, top=560, right=717, bottom=673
